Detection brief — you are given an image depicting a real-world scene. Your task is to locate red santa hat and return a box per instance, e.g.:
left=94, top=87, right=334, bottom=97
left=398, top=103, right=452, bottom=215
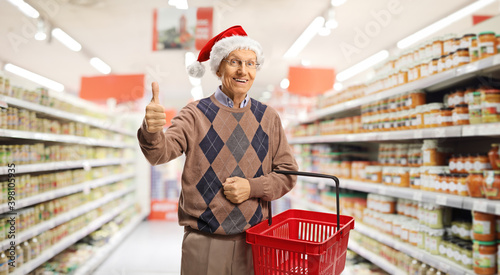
left=186, top=25, right=264, bottom=78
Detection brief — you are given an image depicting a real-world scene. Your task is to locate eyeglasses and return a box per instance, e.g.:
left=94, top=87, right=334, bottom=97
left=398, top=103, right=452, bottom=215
left=222, top=58, right=260, bottom=69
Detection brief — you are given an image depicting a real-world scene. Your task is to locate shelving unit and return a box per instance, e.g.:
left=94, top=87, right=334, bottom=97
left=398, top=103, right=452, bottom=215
left=73, top=211, right=148, bottom=275
left=0, top=94, right=136, bottom=137
left=0, top=186, right=135, bottom=251
left=291, top=195, right=474, bottom=275
left=0, top=171, right=135, bottom=214
left=348, top=241, right=406, bottom=275
left=0, top=158, right=133, bottom=175
left=10, top=200, right=137, bottom=275
left=299, top=54, right=500, bottom=124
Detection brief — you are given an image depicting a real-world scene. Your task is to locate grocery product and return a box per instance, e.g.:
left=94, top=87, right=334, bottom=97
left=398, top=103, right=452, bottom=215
left=473, top=211, right=496, bottom=242
left=473, top=240, right=497, bottom=274
left=483, top=171, right=500, bottom=200
left=478, top=31, right=497, bottom=59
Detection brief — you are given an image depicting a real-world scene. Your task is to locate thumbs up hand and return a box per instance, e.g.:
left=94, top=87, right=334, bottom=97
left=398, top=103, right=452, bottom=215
left=145, top=82, right=167, bottom=133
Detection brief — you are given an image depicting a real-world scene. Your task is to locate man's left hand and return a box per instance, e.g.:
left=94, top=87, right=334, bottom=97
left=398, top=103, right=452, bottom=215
left=223, top=177, right=250, bottom=204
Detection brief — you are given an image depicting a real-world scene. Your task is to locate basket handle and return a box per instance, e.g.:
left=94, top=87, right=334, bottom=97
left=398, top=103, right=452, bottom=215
left=269, top=170, right=340, bottom=231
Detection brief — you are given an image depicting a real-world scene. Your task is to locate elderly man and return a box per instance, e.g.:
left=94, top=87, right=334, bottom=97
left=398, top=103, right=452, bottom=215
left=137, top=25, right=297, bottom=275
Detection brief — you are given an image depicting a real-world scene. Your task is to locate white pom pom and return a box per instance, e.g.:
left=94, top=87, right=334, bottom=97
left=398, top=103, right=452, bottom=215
left=187, top=61, right=205, bottom=78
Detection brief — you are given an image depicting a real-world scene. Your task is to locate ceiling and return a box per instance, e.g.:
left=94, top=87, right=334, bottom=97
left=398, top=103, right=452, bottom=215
left=0, top=0, right=498, bottom=111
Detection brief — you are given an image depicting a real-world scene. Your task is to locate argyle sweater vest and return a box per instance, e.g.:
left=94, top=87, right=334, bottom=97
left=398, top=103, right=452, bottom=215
left=138, top=94, right=298, bottom=236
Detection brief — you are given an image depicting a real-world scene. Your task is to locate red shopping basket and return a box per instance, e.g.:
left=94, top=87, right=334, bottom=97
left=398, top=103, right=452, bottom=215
left=246, top=170, right=355, bottom=275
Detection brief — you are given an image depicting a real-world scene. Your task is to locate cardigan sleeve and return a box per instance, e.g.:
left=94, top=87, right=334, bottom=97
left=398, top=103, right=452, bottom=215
left=248, top=113, right=298, bottom=201
left=137, top=104, right=195, bottom=166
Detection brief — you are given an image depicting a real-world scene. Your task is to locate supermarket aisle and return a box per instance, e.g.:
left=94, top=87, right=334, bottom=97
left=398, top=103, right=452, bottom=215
left=94, top=220, right=184, bottom=275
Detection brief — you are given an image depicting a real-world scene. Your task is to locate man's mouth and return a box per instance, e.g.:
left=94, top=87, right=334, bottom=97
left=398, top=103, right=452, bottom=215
left=233, top=78, right=248, bottom=83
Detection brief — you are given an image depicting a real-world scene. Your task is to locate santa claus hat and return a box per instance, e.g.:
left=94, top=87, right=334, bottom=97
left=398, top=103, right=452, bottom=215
left=186, top=25, right=264, bottom=78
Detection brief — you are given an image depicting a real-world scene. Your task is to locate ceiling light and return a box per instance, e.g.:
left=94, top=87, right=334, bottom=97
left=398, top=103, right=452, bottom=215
left=336, top=50, right=389, bottom=82
left=4, top=63, right=64, bottom=92
left=7, top=0, right=39, bottom=18
left=325, top=19, right=339, bottom=29
left=35, top=19, right=47, bottom=41
left=52, top=28, right=82, bottom=51
left=331, top=0, right=347, bottom=7
left=301, top=59, right=311, bottom=66
left=318, top=27, right=331, bottom=37
left=90, top=57, right=111, bottom=74
left=283, top=16, right=325, bottom=58
left=280, top=78, right=290, bottom=89
left=35, top=32, right=46, bottom=41
left=191, top=86, right=203, bottom=100
left=397, top=0, right=495, bottom=49
left=334, top=82, right=343, bottom=91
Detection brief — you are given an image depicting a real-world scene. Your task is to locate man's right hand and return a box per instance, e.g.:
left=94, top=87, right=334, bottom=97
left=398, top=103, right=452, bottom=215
left=145, top=82, right=167, bottom=133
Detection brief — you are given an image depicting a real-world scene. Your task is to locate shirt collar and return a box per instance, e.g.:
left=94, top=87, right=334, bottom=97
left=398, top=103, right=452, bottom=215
left=214, top=86, right=249, bottom=108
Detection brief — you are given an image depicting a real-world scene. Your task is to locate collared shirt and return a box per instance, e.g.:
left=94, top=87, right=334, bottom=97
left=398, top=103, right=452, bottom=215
left=214, top=86, right=249, bottom=108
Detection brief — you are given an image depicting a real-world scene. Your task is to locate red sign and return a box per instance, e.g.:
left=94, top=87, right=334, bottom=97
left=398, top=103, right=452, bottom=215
left=149, top=200, right=178, bottom=221
left=287, top=66, right=335, bottom=97
left=80, top=74, right=144, bottom=103
left=195, top=7, right=213, bottom=50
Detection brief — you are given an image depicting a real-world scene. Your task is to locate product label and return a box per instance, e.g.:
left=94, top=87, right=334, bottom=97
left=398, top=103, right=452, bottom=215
left=439, top=243, right=447, bottom=255
left=452, top=113, right=470, bottom=123
left=401, top=229, right=409, bottom=240
left=465, top=161, right=473, bottom=172
left=474, top=161, right=489, bottom=172
left=449, top=160, right=457, bottom=171
left=423, top=151, right=431, bottom=164
left=457, top=56, right=470, bottom=64
left=429, top=212, right=439, bottom=226
left=474, top=220, right=492, bottom=234
left=457, top=161, right=465, bottom=172
left=482, top=102, right=500, bottom=115
left=445, top=58, right=453, bottom=69
left=480, top=42, right=495, bottom=54
left=393, top=176, right=401, bottom=185
left=473, top=251, right=496, bottom=268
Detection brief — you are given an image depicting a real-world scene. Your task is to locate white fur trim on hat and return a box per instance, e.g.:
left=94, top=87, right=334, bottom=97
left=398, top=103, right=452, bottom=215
left=187, top=61, right=206, bottom=78
left=209, top=35, right=264, bottom=76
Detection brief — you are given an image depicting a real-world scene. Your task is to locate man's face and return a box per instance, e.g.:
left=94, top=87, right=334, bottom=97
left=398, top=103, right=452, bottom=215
left=217, top=49, right=257, bottom=100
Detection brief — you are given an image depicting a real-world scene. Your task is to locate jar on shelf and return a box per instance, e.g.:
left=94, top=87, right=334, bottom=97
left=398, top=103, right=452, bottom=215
left=430, top=57, right=439, bottom=75
left=445, top=53, right=454, bottom=70
left=475, top=154, right=493, bottom=171
left=443, top=34, right=456, bottom=55
left=437, top=55, right=447, bottom=73
left=478, top=31, right=497, bottom=59
left=488, top=144, right=499, bottom=170
left=427, top=229, right=445, bottom=255
left=437, top=107, right=453, bottom=127
left=422, top=140, right=446, bottom=166
left=483, top=171, right=500, bottom=200
left=481, top=89, right=500, bottom=123
left=425, top=103, right=444, bottom=128
left=413, top=105, right=425, bottom=128
left=433, top=38, right=444, bottom=57
left=394, top=167, right=410, bottom=187
left=452, top=104, right=470, bottom=125
left=473, top=240, right=497, bottom=275
left=467, top=170, right=485, bottom=197
left=410, top=168, right=421, bottom=189
left=455, top=48, right=470, bottom=67
left=457, top=174, right=469, bottom=196
left=473, top=211, right=496, bottom=241
left=461, top=33, right=476, bottom=49
left=497, top=35, right=500, bottom=53
left=465, top=154, right=475, bottom=173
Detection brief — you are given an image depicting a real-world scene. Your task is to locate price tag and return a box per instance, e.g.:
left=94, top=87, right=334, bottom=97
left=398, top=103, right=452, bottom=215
left=436, top=195, right=447, bottom=205
left=473, top=200, right=488, bottom=212
left=380, top=133, right=390, bottom=140
left=82, top=161, right=91, bottom=171
left=438, top=262, right=450, bottom=272
left=483, top=124, right=500, bottom=135
left=434, top=128, right=446, bottom=138
left=413, top=192, right=423, bottom=201
left=462, top=125, right=476, bottom=136
left=413, top=130, right=423, bottom=139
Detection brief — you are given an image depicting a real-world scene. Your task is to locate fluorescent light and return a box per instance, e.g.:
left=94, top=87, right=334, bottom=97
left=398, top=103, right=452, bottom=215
left=4, top=63, right=64, bottom=92
left=397, top=0, right=495, bottom=49
left=318, top=27, right=331, bottom=37
left=52, top=28, right=82, bottom=52
left=283, top=16, right=325, bottom=58
left=331, top=0, right=347, bottom=7
left=334, top=82, right=343, bottom=91
left=35, top=32, right=46, bottom=41
left=168, top=0, right=188, bottom=9
left=90, top=57, right=111, bottom=74
left=325, top=19, right=339, bottom=29
left=191, top=86, right=203, bottom=100
left=336, top=50, right=389, bottom=82
left=280, top=78, right=290, bottom=89
left=7, top=0, right=39, bottom=18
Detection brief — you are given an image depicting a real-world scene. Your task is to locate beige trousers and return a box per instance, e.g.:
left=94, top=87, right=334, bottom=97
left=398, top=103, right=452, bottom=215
left=181, top=228, right=254, bottom=275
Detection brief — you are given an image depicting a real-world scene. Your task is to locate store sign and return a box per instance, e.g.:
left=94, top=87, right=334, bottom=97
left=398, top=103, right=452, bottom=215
left=149, top=200, right=178, bottom=221
left=287, top=66, right=335, bottom=97
left=80, top=74, right=144, bottom=103
left=195, top=7, right=213, bottom=50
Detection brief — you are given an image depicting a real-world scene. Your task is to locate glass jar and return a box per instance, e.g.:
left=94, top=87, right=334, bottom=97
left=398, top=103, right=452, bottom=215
left=445, top=53, right=454, bottom=70
left=422, top=140, right=446, bottom=166
left=413, top=105, right=425, bottom=128
left=438, top=107, right=453, bottom=127
left=430, top=57, right=439, bottom=75
left=426, top=103, right=444, bottom=128
left=455, top=48, right=470, bottom=67
left=497, top=35, right=500, bottom=53
left=433, top=38, right=444, bottom=57
left=481, top=89, right=500, bottom=123
left=471, top=37, right=479, bottom=62
left=483, top=171, right=500, bottom=200
left=473, top=211, right=496, bottom=241
left=452, top=104, right=470, bottom=125
left=438, top=55, right=447, bottom=73
left=474, top=154, right=492, bottom=171
left=467, top=171, right=485, bottom=198
left=427, top=229, right=444, bottom=254
left=478, top=31, right=497, bottom=59
left=488, top=144, right=499, bottom=170
left=406, top=91, right=426, bottom=109
left=449, top=154, right=458, bottom=173
left=461, top=33, right=476, bottom=49
left=473, top=240, right=497, bottom=275
left=410, top=168, right=421, bottom=189
left=457, top=174, right=469, bottom=196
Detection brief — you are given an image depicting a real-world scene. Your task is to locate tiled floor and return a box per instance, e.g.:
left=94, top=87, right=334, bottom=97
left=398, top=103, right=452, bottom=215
left=93, top=220, right=184, bottom=275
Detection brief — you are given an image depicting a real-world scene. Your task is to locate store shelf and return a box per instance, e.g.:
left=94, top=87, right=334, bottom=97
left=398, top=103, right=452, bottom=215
left=299, top=54, right=500, bottom=124
left=0, top=158, right=133, bottom=175
left=348, top=241, right=406, bottom=275
left=354, top=223, right=474, bottom=275
left=0, top=95, right=136, bottom=137
left=0, top=185, right=135, bottom=251
left=11, top=200, right=136, bottom=275
left=289, top=123, right=500, bottom=144
left=73, top=211, right=148, bottom=275
left=0, top=128, right=131, bottom=148
left=0, top=171, right=135, bottom=214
